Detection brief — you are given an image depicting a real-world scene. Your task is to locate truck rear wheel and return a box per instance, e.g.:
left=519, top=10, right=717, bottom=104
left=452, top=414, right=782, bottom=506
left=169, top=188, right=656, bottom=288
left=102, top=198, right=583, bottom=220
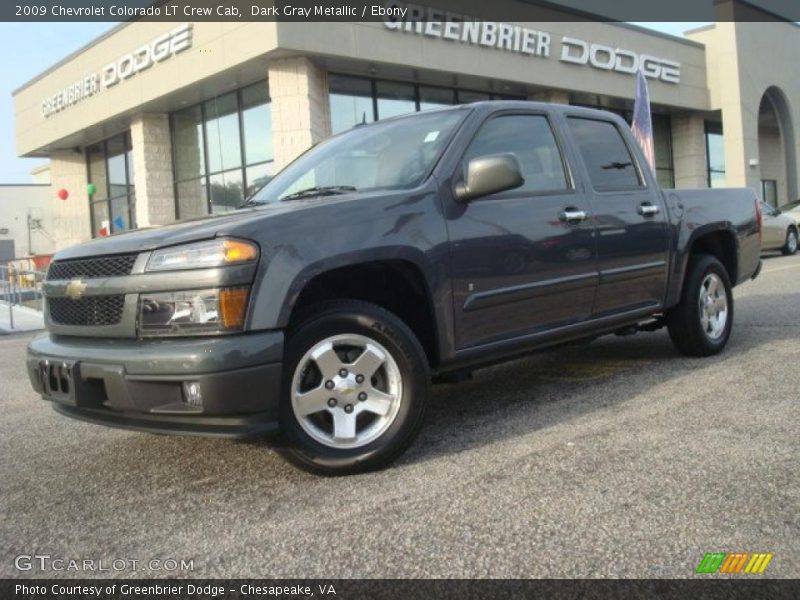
left=279, top=300, right=429, bottom=475
left=666, top=255, right=733, bottom=357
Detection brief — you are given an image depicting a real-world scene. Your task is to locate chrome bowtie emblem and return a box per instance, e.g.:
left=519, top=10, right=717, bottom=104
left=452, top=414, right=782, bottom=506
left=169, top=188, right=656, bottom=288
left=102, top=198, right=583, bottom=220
left=65, top=278, right=88, bottom=300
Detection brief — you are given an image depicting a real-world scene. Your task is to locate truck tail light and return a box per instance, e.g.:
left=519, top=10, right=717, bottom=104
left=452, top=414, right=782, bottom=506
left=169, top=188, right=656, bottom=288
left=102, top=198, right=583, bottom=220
left=755, top=198, right=763, bottom=243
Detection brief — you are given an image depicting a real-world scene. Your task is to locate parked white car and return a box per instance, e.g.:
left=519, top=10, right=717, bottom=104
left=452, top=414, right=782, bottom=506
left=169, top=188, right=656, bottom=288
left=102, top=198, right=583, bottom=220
left=761, top=201, right=798, bottom=255
left=777, top=199, right=800, bottom=227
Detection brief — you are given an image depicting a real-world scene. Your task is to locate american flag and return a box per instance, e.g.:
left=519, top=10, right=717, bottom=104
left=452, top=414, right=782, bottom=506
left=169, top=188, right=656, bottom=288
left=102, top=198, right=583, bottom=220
left=631, top=68, right=655, bottom=174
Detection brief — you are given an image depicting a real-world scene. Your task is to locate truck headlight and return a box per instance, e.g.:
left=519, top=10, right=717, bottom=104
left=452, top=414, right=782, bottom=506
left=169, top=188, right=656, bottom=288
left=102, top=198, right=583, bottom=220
left=146, top=239, right=258, bottom=272
left=138, top=287, right=249, bottom=337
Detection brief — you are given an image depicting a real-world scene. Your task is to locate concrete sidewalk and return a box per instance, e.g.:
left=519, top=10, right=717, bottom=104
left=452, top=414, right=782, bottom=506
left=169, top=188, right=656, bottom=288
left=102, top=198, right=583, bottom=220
left=0, top=302, right=44, bottom=334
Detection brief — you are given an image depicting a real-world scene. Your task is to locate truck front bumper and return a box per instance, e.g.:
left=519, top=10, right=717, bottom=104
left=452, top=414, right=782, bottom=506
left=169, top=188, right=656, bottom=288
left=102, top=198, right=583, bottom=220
left=26, top=331, right=284, bottom=438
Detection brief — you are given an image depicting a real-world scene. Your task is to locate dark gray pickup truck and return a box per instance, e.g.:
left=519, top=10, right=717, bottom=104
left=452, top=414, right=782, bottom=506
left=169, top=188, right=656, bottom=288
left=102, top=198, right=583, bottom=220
left=28, top=102, right=762, bottom=474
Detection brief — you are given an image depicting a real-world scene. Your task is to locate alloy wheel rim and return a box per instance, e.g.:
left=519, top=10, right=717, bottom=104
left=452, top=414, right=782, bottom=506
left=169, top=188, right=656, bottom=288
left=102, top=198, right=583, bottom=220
left=291, top=334, right=403, bottom=449
left=789, top=231, right=798, bottom=253
left=698, top=273, right=728, bottom=341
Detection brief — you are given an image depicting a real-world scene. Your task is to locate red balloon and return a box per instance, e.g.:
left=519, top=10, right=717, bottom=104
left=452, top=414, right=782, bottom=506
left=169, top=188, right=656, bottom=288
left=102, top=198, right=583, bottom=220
left=57, top=188, right=69, bottom=201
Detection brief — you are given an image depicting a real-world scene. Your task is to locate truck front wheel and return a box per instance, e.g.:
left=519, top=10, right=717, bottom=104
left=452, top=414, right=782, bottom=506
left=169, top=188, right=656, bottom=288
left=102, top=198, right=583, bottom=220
left=666, top=255, right=734, bottom=357
left=279, top=300, right=429, bottom=475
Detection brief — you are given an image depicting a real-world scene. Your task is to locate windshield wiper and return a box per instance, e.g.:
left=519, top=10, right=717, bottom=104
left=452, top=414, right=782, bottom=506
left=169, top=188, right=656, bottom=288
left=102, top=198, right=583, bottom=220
left=280, top=186, right=357, bottom=201
left=238, top=196, right=267, bottom=208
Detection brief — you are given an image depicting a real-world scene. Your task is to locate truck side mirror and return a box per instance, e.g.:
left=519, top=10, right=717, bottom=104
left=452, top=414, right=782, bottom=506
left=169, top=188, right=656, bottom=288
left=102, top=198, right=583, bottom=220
left=454, top=153, right=524, bottom=202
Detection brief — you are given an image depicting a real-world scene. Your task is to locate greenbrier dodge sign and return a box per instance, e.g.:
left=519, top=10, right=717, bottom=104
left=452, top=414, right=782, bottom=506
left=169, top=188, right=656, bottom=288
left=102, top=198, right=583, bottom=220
left=40, top=23, right=193, bottom=118
left=383, top=2, right=681, bottom=83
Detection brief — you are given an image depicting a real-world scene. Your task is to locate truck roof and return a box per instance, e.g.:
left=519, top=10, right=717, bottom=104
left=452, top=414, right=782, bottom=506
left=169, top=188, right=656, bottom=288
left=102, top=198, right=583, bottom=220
left=371, top=100, right=624, bottom=124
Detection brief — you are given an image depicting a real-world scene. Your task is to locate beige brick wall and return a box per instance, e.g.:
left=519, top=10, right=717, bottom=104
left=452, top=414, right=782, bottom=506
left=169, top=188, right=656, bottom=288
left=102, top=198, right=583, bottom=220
left=671, top=114, right=709, bottom=189
left=49, top=150, right=90, bottom=250
left=268, top=57, right=331, bottom=170
left=130, top=114, right=176, bottom=227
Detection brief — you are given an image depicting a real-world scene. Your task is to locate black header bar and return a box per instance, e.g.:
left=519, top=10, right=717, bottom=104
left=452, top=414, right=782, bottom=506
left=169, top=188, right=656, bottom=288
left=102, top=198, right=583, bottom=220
left=3, top=0, right=800, bottom=22
left=3, top=579, right=799, bottom=600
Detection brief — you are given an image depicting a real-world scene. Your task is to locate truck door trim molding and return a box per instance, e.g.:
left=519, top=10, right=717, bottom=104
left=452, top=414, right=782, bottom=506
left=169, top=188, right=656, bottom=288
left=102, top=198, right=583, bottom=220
left=463, top=271, right=598, bottom=312
left=598, top=260, right=667, bottom=284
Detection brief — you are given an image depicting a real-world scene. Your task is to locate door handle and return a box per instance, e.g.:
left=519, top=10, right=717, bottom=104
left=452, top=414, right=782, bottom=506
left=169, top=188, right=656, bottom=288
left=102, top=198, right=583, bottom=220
left=560, top=209, right=588, bottom=223
left=638, top=203, right=660, bottom=217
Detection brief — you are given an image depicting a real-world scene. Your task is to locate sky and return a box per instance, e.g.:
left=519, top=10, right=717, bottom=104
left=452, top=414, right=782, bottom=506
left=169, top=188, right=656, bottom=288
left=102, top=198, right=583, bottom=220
left=0, top=21, right=708, bottom=184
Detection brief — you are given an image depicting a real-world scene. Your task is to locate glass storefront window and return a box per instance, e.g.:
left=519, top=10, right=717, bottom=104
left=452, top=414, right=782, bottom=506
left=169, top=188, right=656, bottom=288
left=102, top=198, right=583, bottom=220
left=457, top=90, right=491, bottom=103
left=111, top=195, right=132, bottom=232
left=242, top=83, right=273, bottom=165
left=375, top=81, right=416, bottom=120
left=330, top=75, right=374, bottom=134
left=245, top=162, right=275, bottom=197
left=90, top=201, right=109, bottom=237
left=171, top=81, right=274, bottom=217
left=86, top=132, right=134, bottom=237
left=209, top=169, right=244, bottom=213
left=328, top=73, right=524, bottom=135
left=107, top=154, right=127, bottom=198
left=419, top=86, right=456, bottom=111
left=205, top=93, right=242, bottom=173
left=705, top=121, right=726, bottom=188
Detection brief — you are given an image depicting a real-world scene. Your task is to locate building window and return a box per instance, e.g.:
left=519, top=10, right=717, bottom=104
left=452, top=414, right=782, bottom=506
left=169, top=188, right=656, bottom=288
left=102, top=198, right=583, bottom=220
left=761, top=179, right=778, bottom=207
left=419, top=86, right=456, bottom=111
left=705, top=121, right=726, bottom=188
left=375, top=80, right=416, bottom=120
left=328, top=73, right=524, bottom=134
left=86, top=132, right=134, bottom=237
left=171, top=81, right=274, bottom=219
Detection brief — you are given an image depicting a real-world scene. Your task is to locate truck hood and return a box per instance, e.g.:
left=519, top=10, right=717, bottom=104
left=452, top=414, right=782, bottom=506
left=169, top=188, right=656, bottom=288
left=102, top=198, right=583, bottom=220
left=54, top=200, right=323, bottom=260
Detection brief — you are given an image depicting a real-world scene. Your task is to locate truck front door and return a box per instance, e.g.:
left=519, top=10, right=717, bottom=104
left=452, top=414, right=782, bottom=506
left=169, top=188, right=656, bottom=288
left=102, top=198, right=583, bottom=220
left=565, top=116, right=670, bottom=316
left=446, top=111, right=598, bottom=350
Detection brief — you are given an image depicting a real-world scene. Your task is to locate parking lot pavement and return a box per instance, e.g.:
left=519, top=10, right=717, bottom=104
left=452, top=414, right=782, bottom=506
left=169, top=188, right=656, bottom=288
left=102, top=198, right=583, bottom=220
left=1, top=254, right=798, bottom=579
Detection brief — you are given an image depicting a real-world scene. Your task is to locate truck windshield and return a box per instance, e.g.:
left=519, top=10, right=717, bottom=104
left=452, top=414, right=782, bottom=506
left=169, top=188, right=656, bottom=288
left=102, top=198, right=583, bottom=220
left=248, top=108, right=467, bottom=204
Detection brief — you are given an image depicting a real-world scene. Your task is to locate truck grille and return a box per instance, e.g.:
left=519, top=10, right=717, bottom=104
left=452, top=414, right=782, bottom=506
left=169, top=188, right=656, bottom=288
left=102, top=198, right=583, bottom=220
left=48, top=296, right=126, bottom=327
left=47, top=254, right=138, bottom=281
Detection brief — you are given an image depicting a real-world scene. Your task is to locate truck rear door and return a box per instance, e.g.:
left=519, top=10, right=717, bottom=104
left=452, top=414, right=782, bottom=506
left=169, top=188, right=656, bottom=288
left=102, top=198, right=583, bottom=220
left=565, top=116, right=670, bottom=316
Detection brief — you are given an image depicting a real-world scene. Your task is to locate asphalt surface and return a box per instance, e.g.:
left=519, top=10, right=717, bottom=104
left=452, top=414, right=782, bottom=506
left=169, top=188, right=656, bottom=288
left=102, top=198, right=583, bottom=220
left=1, top=254, right=798, bottom=579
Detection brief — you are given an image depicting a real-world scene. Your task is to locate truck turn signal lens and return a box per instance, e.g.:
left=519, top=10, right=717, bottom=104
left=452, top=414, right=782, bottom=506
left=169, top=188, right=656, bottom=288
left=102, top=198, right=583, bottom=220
left=219, top=287, right=249, bottom=329
left=223, top=240, right=259, bottom=264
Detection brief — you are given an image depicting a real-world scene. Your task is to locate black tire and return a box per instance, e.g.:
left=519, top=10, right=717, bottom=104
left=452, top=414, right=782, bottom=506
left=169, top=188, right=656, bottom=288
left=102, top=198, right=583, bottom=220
left=782, top=227, right=798, bottom=255
left=666, top=255, right=734, bottom=357
left=279, top=300, right=429, bottom=475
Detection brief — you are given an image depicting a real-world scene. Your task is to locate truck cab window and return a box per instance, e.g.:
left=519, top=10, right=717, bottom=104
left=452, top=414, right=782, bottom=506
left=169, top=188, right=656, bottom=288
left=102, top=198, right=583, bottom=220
left=567, top=117, right=643, bottom=191
left=464, top=115, right=569, bottom=194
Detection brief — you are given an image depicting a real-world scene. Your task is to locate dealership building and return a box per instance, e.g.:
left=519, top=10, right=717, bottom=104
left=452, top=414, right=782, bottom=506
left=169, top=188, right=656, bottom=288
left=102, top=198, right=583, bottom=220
left=11, top=0, right=800, bottom=251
